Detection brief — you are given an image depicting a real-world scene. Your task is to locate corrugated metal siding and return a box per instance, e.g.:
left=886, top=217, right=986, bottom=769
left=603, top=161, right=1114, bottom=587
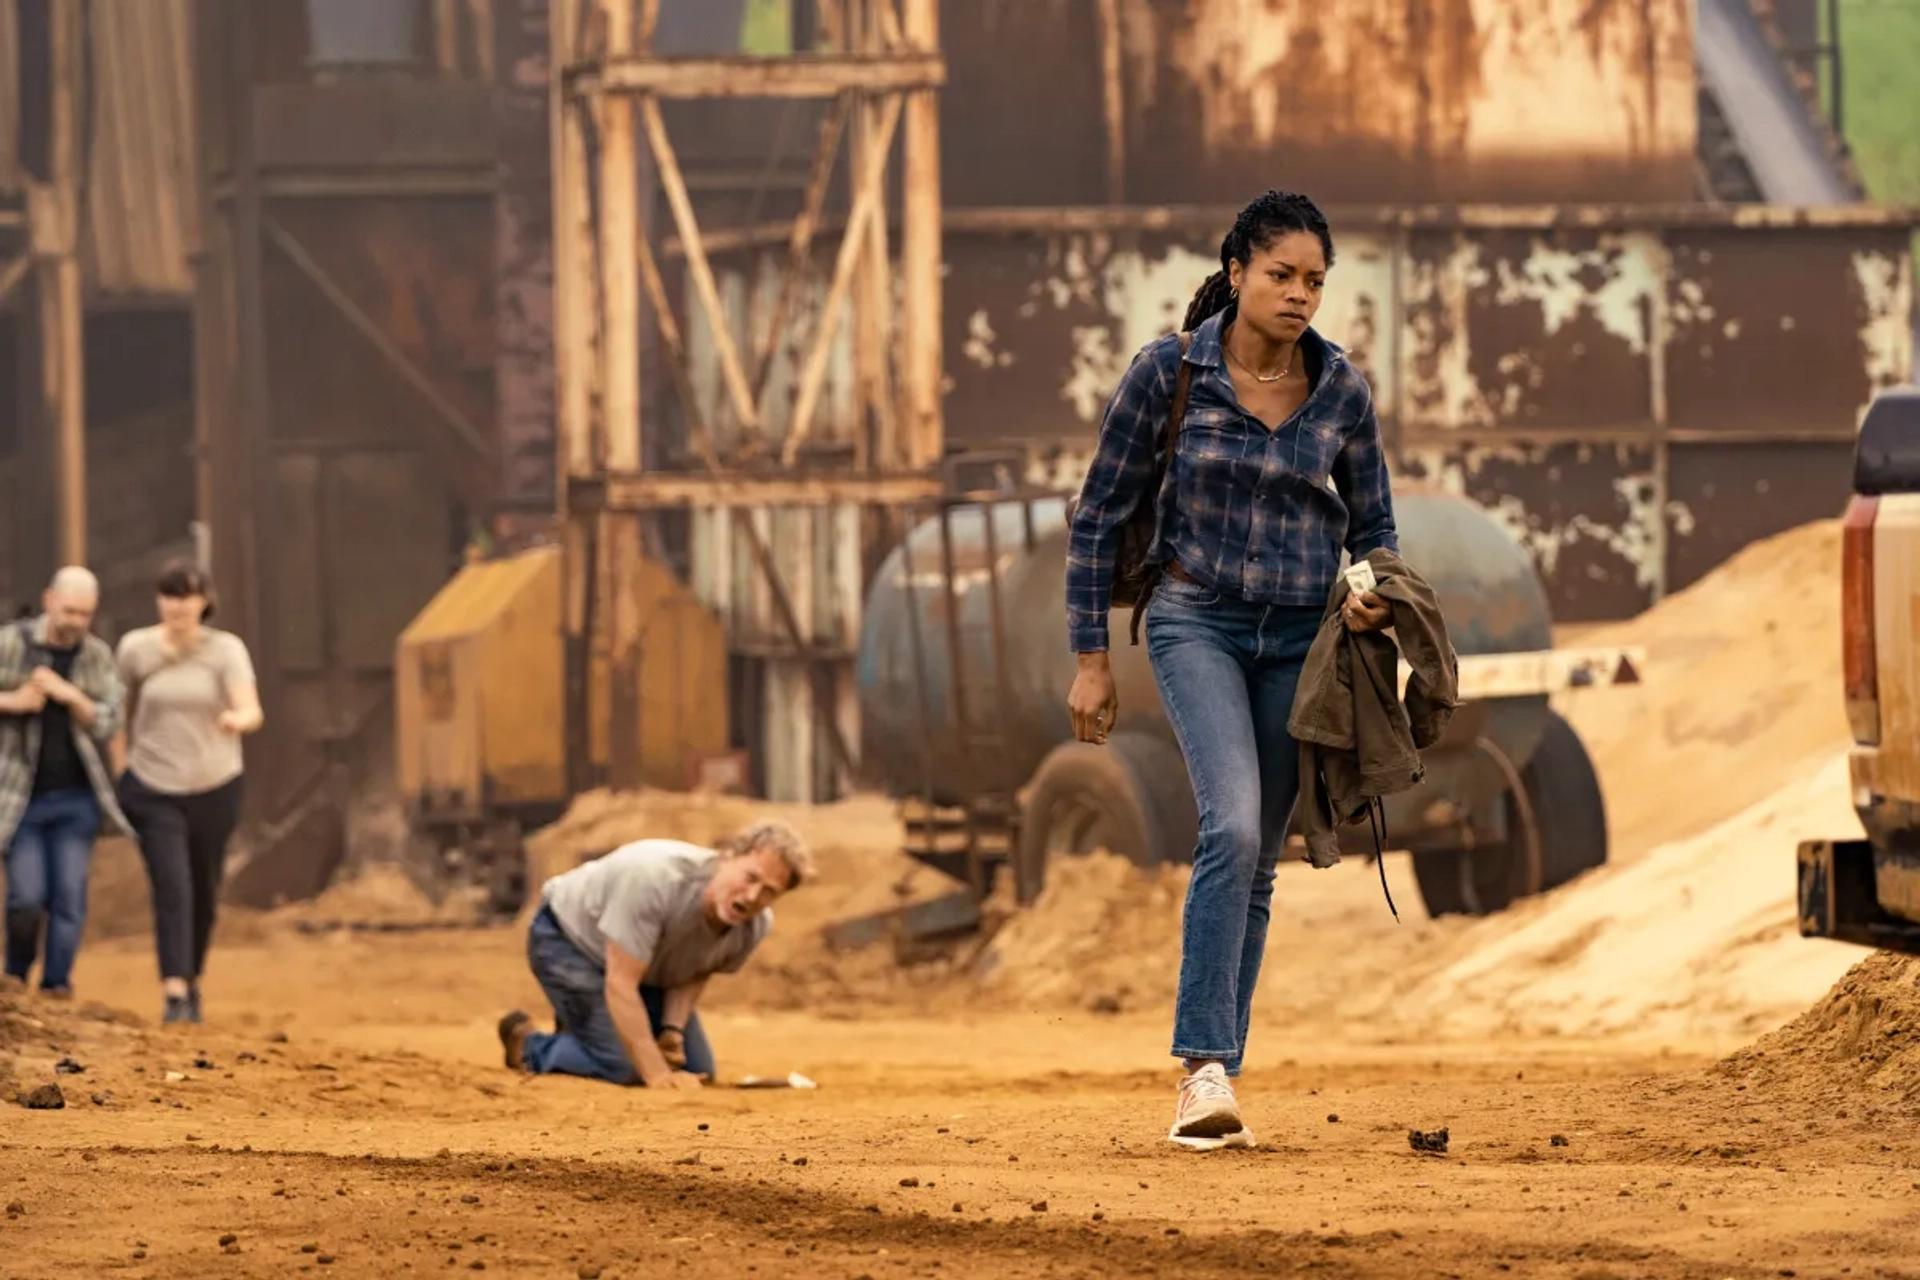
left=0, top=0, right=197, bottom=296
left=682, top=262, right=865, bottom=803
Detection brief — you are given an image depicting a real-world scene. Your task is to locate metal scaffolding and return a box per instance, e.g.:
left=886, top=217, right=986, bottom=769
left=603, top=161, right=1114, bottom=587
left=550, top=0, right=946, bottom=798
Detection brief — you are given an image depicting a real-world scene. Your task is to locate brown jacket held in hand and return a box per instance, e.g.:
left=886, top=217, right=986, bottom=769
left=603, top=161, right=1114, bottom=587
left=1288, top=548, right=1460, bottom=871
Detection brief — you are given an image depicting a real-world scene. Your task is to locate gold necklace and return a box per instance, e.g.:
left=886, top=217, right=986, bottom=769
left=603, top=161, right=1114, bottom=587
left=1225, top=325, right=1292, bottom=383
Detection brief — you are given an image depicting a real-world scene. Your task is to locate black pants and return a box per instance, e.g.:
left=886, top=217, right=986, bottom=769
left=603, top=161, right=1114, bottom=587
left=118, top=771, right=243, bottom=982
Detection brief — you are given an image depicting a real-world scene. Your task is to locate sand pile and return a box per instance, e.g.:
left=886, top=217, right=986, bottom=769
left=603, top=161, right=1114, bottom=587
left=970, top=852, right=1188, bottom=1013
left=523, top=787, right=907, bottom=890
left=275, top=864, right=485, bottom=928
left=1373, top=747, right=1868, bottom=1045
left=1556, top=519, right=1847, bottom=865
left=1719, top=951, right=1920, bottom=1111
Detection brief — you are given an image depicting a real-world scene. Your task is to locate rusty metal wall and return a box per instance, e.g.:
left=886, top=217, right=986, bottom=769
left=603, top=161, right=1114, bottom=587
left=942, top=0, right=1698, bottom=208
left=931, top=206, right=1916, bottom=623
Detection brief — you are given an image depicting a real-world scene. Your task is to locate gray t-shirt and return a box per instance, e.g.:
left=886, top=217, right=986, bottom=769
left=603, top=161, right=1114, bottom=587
left=117, top=626, right=257, bottom=795
left=541, top=839, right=771, bottom=988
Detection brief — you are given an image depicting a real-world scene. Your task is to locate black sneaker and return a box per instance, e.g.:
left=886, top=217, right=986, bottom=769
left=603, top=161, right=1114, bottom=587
left=162, top=994, right=194, bottom=1025
left=187, top=984, right=203, bottom=1024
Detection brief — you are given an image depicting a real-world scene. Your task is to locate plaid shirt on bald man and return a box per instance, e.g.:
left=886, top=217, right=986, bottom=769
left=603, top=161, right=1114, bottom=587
left=0, top=615, right=129, bottom=848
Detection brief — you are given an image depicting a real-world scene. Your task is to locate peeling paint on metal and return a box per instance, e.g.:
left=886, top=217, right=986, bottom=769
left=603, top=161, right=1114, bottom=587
left=1405, top=231, right=1659, bottom=430
left=963, top=309, right=1016, bottom=370
left=1407, top=445, right=1662, bottom=592
left=1494, top=235, right=1657, bottom=355
left=1406, top=241, right=1495, bottom=429
left=1852, top=248, right=1915, bottom=419
left=1039, top=235, right=1398, bottom=424
left=1056, top=241, right=1212, bottom=422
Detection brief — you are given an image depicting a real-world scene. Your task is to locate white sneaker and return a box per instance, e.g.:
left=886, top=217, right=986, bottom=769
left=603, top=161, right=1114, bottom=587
left=1168, top=1062, right=1254, bottom=1149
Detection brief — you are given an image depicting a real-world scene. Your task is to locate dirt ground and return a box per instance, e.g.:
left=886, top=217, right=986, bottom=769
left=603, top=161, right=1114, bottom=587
left=2, top=874, right=1917, bottom=1280
left=6, top=518, right=1919, bottom=1279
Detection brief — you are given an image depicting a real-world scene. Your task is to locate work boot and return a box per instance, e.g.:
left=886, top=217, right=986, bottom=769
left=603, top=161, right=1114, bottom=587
left=498, top=1011, right=533, bottom=1070
left=1168, top=1062, right=1255, bottom=1150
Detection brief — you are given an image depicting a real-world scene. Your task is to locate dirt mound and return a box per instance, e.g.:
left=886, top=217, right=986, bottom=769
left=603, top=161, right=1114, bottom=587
left=1558, top=518, right=1846, bottom=865
left=970, top=852, right=1187, bottom=1014
left=523, top=787, right=905, bottom=889
left=272, top=863, right=485, bottom=928
left=1376, top=747, right=1867, bottom=1045
left=1719, top=951, right=1920, bottom=1111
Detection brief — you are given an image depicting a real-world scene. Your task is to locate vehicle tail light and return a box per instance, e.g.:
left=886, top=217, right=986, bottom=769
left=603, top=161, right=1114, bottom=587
left=1842, top=494, right=1880, bottom=745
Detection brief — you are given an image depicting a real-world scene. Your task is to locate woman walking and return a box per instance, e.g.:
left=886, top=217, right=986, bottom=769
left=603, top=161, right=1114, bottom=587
left=116, top=562, right=263, bottom=1025
left=1064, top=191, right=1399, bottom=1148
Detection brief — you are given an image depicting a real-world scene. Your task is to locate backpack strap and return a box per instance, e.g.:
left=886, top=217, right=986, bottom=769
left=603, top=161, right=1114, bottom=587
left=1126, top=331, right=1195, bottom=647
left=1162, top=331, right=1194, bottom=469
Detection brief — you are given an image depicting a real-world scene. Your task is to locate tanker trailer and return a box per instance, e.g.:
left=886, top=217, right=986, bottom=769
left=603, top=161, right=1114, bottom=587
left=854, top=488, right=1644, bottom=919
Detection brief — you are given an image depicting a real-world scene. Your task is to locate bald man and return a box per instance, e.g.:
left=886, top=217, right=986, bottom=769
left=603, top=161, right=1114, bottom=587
left=0, top=567, right=128, bottom=999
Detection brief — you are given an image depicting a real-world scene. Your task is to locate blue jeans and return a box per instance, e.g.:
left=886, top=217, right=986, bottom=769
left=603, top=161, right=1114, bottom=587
left=521, top=905, right=716, bottom=1084
left=4, top=788, right=102, bottom=991
left=1145, top=575, right=1322, bottom=1076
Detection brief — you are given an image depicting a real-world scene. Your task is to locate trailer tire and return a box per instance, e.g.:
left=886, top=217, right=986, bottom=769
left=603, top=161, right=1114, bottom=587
left=1014, top=732, right=1198, bottom=906
left=1412, top=709, right=1608, bottom=917
left=1523, top=708, right=1609, bottom=891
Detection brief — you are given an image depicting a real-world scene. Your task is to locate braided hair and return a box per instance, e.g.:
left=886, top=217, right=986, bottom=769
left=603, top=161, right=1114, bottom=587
left=1181, top=190, right=1336, bottom=331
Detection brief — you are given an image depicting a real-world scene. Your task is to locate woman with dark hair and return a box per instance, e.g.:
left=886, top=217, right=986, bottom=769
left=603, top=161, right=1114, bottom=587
left=115, top=561, right=264, bottom=1025
left=1064, top=191, right=1399, bottom=1148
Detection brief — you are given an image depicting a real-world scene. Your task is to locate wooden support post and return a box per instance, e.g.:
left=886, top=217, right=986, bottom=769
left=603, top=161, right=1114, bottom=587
left=1095, top=0, right=1126, bottom=207
left=598, top=0, right=645, bottom=791
left=226, top=0, right=283, bottom=815
left=41, top=0, right=86, bottom=568
left=853, top=2, right=896, bottom=471
left=553, top=0, right=595, bottom=795
left=433, top=0, right=461, bottom=76
left=900, top=0, right=944, bottom=470
left=187, top=0, right=224, bottom=578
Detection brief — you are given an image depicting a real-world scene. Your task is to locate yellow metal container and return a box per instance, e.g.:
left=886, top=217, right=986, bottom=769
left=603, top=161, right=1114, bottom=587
left=395, top=544, right=730, bottom=822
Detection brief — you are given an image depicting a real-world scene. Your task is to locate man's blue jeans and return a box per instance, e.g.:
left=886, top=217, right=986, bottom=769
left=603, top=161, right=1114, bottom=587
left=1144, top=575, right=1321, bottom=1076
left=4, top=787, right=102, bottom=992
left=521, top=905, right=716, bottom=1084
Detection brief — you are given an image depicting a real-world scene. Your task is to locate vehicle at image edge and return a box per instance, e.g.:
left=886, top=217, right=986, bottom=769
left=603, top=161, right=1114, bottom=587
left=1799, top=384, right=1920, bottom=953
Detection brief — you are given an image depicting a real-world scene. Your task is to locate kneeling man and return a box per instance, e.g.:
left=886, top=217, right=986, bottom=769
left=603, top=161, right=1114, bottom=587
left=499, top=819, right=811, bottom=1089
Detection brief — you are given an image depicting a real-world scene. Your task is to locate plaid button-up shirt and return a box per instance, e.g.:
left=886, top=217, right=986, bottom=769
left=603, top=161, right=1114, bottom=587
left=0, top=615, right=129, bottom=847
left=1065, top=313, right=1399, bottom=652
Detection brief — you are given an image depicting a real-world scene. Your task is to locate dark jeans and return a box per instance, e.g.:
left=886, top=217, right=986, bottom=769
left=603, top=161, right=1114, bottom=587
left=4, top=787, right=101, bottom=991
left=1144, top=574, right=1322, bottom=1076
left=118, top=771, right=243, bottom=982
left=521, top=905, right=716, bottom=1085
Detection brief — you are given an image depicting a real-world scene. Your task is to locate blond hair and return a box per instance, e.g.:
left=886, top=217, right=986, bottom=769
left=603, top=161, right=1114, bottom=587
left=718, top=819, right=815, bottom=888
